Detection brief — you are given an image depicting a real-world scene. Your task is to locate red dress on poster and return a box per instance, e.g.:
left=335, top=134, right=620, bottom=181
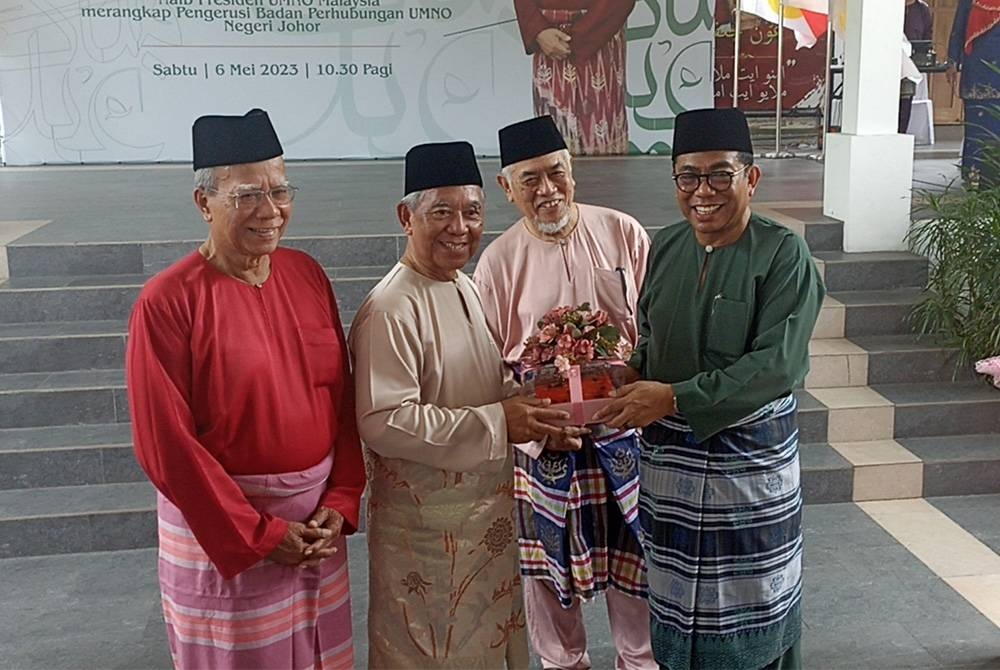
left=514, top=0, right=636, bottom=155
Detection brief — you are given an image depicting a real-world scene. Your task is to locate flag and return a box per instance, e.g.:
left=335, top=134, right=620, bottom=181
left=740, top=0, right=828, bottom=49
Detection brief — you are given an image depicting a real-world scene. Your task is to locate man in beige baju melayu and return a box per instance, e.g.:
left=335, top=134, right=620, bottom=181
left=349, top=141, right=584, bottom=669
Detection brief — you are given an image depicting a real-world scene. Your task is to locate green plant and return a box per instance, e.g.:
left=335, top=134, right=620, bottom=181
left=907, top=183, right=1000, bottom=369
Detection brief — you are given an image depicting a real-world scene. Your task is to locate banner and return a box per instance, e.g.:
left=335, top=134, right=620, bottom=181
left=714, top=0, right=826, bottom=111
left=0, top=1, right=715, bottom=164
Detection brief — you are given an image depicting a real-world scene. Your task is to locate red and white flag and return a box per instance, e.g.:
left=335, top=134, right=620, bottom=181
left=740, top=0, right=828, bottom=49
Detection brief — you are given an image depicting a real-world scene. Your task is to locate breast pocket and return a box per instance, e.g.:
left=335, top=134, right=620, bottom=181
left=706, top=296, right=750, bottom=360
left=592, top=267, right=633, bottom=326
left=298, top=327, right=342, bottom=387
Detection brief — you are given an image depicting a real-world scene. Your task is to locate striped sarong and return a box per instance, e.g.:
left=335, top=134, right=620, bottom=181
left=157, top=455, right=354, bottom=670
left=515, top=430, right=646, bottom=607
left=639, top=395, right=802, bottom=670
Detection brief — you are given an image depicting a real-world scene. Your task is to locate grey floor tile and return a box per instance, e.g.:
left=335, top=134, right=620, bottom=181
left=0, top=370, right=50, bottom=392
left=927, top=494, right=1000, bottom=555
left=0, top=388, right=118, bottom=429
left=0, top=319, right=127, bottom=339
left=0, top=422, right=132, bottom=451
left=900, top=435, right=1000, bottom=462
left=0, top=481, right=154, bottom=519
left=0, top=448, right=104, bottom=490
left=40, top=368, right=125, bottom=390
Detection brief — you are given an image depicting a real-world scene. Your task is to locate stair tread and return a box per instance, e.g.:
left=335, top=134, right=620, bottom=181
left=846, top=333, right=955, bottom=352
left=827, top=288, right=923, bottom=305
left=0, top=423, right=132, bottom=452
left=898, top=434, right=1000, bottom=462
left=0, top=369, right=125, bottom=393
left=0, top=320, right=128, bottom=339
left=0, top=274, right=150, bottom=290
left=0, top=481, right=154, bottom=520
left=813, top=250, right=926, bottom=263
left=0, top=267, right=392, bottom=292
left=871, top=381, right=1000, bottom=405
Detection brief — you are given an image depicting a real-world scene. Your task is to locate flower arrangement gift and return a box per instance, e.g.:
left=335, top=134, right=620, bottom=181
left=519, top=303, right=633, bottom=425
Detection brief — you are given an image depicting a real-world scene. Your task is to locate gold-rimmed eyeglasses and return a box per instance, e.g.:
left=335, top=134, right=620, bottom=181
left=209, top=185, right=298, bottom=209
left=672, top=165, right=750, bottom=194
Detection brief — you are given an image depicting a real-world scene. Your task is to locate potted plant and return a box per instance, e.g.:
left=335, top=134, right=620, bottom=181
left=907, top=111, right=1000, bottom=385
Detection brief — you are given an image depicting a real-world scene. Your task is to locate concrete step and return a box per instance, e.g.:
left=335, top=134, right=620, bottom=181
left=2, top=231, right=498, bottom=279
left=829, top=288, right=924, bottom=337
left=873, top=381, right=1000, bottom=439
left=849, top=334, right=971, bottom=385
left=0, top=482, right=156, bottom=559
left=813, top=251, right=928, bottom=293
left=799, top=382, right=1000, bottom=444
left=0, top=268, right=390, bottom=323
left=0, top=321, right=127, bottom=374
left=807, top=334, right=971, bottom=390
left=801, top=434, right=1000, bottom=504
left=0, top=369, right=127, bottom=429
left=2, top=213, right=839, bottom=281
left=754, top=204, right=843, bottom=253
left=0, top=423, right=139, bottom=490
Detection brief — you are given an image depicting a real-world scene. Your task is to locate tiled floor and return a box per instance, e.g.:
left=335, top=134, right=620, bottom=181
left=1, top=498, right=999, bottom=669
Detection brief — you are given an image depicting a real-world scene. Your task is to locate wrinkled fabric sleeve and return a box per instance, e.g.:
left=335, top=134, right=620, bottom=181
left=514, top=0, right=553, bottom=54
left=127, top=296, right=287, bottom=579
left=352, top=310, right=510, bottom=473
left=316, top=276, right=366, bottom=535
left=568, top=0, right=636, bottom=61
left=672, top=235, right=825, bottom=435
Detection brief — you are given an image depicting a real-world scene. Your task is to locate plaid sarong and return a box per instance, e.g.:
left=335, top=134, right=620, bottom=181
left=515, top=430, right=647, bottom=607
left=640, top=395, right=802, bottom=670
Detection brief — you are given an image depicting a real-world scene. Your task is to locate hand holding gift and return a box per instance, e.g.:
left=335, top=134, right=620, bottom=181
left=520, top=303, right=634, bottom=425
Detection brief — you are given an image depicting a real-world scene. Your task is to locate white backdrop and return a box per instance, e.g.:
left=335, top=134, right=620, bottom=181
left=0, top=0, right=715, bottom=164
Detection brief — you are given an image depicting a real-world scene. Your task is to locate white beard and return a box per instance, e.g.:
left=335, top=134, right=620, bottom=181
left=534, top=213, right=571, bottom=235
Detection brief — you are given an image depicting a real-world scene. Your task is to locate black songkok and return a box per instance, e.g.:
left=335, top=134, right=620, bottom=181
left=498, top=115, right=568, bottom=168
left=192, top=109, right=283, bottom=171
left=671, top=108, right=754, bottom=160
left=403, top=141, right=483, bottom=195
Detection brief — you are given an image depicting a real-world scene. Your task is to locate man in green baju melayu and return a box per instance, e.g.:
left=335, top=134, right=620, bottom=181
left=595, top=107, right=825, bottom=670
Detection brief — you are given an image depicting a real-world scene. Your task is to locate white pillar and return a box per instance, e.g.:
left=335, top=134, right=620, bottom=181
left=823, top=0, right=913, bottom=252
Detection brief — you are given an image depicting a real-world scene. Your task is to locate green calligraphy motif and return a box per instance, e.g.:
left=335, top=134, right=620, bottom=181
left=664, top=0, right=714, bottom=36
left=626, top=0, right=714, bottom=154
left=625, top=0, right=660, bottom=41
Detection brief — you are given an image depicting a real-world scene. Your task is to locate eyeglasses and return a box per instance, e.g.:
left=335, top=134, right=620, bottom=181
left=672, top=165, right=750, bottom=194
left=209, top=185, right=298, bottom=209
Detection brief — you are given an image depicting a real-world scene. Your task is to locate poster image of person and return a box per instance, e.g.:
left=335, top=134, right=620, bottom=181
left=513, top=1, right=637, bottom=155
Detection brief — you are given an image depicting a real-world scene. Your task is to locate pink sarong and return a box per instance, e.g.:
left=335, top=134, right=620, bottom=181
left=156, top=455, right=353, bottom=670
left=532, top=9, right=629, bottom=155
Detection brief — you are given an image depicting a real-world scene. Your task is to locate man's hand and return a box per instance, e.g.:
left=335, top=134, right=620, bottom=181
left=537, top=28, right=572, bottom=59
left=300, top=506, right=344, bottom=568
left=502, top=395, right=571, bottom=443
left=545, top=426, right=590, bottom=452
left=267, top=522, right=327, bottom=566
left=591, top=381, right=676, bottom=429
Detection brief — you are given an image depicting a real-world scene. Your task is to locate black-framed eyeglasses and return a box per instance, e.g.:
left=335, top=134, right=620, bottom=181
left=672, top=165, right=750, bottom=193
left=209, top=185, right=298, bottom=209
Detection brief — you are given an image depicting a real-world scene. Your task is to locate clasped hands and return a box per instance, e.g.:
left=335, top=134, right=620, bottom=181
left=268, top=505, right=344, bottom=568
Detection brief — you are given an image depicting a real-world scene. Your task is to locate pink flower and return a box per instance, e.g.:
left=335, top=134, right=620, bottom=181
left=575, top=339, right=594, bottom=361
left=539, top=324, right=559, bottom=344
left=557, top=333, right=575, bottom=353
left=593, top=310, right=609, bottom=326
